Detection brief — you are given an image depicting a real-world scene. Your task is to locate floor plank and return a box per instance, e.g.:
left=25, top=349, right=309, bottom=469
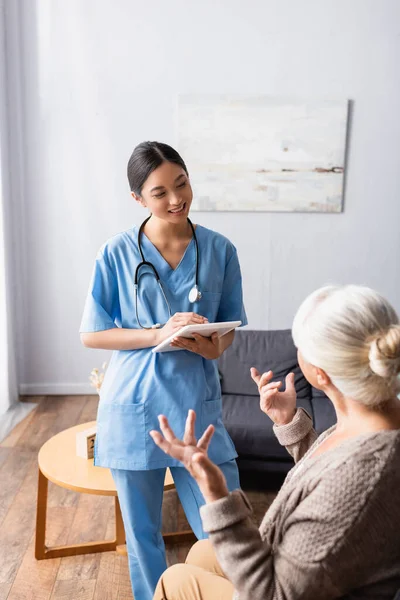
left=92, top=551, right=132, bottom=600
left=56, top=494, right=113, bottom=583
left=0, top=449, right=36, bottom=527
left=92, top=504, right=133, bottom=600
left=47, top=481, right=79, bottom=510
left=0, top=447, right=11, bottom=470
left=51, top=579, right=96, bottom=600
left=7, top=506, right=76, bottom=600
left=0, top=455, right=38, bottom=584
left=0, top=407, right=39, bottom=448
left=162, top=488, right=192, bottom=567
left=17, top=397, right=87, bottom=453
left=0, top=584, right=12, bottom=600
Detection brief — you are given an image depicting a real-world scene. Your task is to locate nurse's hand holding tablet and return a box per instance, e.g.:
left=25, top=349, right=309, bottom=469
left=169, top=331, right=224, bottom=360
left=155, top=320, right=242, bottom=359
left=154, top=311, right=230, bottom=359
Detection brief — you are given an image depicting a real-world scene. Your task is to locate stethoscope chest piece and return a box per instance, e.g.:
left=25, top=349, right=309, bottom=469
left=188, top=285, right=202, bottom=303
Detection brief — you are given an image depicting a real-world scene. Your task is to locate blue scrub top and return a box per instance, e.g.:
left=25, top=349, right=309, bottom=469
left=80, top=224, right=248, bottom=471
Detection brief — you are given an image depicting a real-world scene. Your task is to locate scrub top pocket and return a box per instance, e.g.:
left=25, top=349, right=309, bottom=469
left=95, top=402, right=147, bottom=469
left=202, top=396, right=221, bottom=411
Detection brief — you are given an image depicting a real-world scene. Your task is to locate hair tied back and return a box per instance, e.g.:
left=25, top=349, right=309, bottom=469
left=369, top=325, right=400, bottom=379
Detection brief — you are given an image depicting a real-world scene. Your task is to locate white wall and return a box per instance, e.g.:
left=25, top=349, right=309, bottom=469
left=10, top=0, right=400, bottom=394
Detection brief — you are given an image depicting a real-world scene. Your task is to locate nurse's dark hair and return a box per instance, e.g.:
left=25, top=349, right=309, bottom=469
left=127, top=141, right=189, bottom=195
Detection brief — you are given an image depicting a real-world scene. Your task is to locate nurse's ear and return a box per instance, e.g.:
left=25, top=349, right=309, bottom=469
left=131, top=191, right=147, bottom=208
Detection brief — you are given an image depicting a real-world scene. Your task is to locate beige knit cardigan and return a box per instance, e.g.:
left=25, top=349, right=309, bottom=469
left=201, top=408, right=400, bottom=600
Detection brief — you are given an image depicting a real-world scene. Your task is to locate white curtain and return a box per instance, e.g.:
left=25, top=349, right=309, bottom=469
left=0, top=0, right=18, bottom=419
left=0, top=0, right=35, bottom=440
left=0, top=183, right=18, bottom=420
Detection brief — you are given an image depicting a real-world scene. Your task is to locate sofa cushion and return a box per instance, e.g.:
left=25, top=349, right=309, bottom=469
left=218, top=329, right=312, bottom=402
left=222, top=393, right=314, bottom=461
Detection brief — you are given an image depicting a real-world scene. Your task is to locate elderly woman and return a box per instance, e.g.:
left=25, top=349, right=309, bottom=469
left=151, top=285, right=400, bottom=600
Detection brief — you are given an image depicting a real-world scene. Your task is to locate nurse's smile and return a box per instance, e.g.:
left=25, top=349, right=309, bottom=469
left=168, top=202, right=186, bottom=214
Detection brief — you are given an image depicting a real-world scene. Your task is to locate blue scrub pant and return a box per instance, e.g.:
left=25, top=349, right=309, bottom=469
left=111, top=460, right=240, bottom=600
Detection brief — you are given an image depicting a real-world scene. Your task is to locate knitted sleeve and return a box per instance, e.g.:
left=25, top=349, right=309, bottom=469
left=273, top=407, right=318, bottom=462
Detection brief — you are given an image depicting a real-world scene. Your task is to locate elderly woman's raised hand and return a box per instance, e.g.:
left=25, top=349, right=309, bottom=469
left=150, top=410, right=229, bottom=503
left=250, top=368, right=297, bottom=426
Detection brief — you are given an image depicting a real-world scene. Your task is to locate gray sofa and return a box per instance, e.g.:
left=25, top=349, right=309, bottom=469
left=218, top=329, right=337, bottom=483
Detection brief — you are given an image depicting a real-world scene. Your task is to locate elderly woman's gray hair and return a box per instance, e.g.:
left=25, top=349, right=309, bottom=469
left=292, top=285, right=400, bottom=407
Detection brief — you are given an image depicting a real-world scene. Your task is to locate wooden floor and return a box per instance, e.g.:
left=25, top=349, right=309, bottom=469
left=0, top=396, right=277, bottom=600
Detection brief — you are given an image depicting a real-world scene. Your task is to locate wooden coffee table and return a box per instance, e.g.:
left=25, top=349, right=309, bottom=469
left=35, top=421, right=195, bottom=560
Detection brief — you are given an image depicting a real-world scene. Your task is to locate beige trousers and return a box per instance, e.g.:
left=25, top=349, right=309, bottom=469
left=153, top=539, right=234, bottom=600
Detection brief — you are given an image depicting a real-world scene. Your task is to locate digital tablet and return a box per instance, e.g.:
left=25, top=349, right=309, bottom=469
left=152, top=321, right=242, bottom=354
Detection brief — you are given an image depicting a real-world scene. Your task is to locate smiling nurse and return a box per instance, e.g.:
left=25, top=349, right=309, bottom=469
left=80, top=141, right=247, bottom=600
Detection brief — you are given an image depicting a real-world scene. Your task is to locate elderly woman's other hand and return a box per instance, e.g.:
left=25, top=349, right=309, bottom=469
left=251, top=368, right=297, bottom=426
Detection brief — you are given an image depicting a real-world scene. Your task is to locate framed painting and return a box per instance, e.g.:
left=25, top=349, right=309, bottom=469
left=177, top=95, right=349, bottom=212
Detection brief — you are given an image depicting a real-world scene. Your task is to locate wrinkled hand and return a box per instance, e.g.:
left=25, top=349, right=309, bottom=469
left=150, top=410, right=229, bottom=503
left=170, top=332, right=221, bottom=360
left=156, top=313, right=208, bottom=345
left=250, top=368, right=297, bottom=426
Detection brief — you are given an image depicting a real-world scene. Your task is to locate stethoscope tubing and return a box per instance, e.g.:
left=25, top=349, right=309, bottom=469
left=134, top=216, right=200, bottom=329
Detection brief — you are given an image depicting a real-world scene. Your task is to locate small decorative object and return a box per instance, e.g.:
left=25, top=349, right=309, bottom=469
left=89, top=362, right=107, bottom=393
left=76, top=363, right=107, bottom=459
left=76, top=425, right=97, bottom=459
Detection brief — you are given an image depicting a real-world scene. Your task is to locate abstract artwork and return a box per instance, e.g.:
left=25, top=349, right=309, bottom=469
left=177, top=95, right=348, bottom=212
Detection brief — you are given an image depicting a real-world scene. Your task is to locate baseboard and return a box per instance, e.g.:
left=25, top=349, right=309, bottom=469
left=19, top=383, right=96, bottom=395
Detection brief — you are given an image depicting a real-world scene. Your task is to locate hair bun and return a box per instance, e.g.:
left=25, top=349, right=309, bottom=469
left=369, top=325, right=400, bottom=378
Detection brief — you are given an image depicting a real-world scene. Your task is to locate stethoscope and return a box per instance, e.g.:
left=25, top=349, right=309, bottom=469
left=134, top=216, right=201, bottom=329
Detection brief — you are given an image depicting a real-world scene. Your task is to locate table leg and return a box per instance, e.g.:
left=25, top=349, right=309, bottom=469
left=35, top=468, right=48, bottom=559
left=35, top=469, right=195, bottom=560
left=35, top=471, right=124, bottom=560
left=115, top=496, right=126, bottom=555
